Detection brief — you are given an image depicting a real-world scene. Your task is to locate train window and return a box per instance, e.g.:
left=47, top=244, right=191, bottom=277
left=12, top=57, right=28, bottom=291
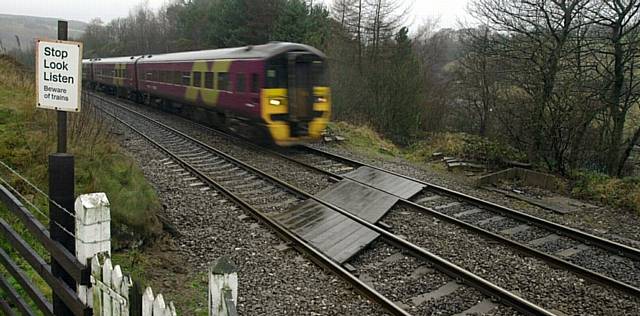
left=218, top=72, right=229, bottom=91
left=170, top=71, right=179, bottom=84
left=153, top=71, right=159, bottom=82
left=193, top=72, right=202, bottom=87
left=146, top=72, right=153, bottom=81
left=111, top=69, right=116, bottom=77
left=236, top=73, right=246, bottom=93
left=181, top=72, right=191, bottom=86
left=205, top=72, right=214, bottom=89
left=265, top=64, right=287, bottom=88
left=251, top=74, right=259, bottom=93
left=312, top=61, right=327, bottom=86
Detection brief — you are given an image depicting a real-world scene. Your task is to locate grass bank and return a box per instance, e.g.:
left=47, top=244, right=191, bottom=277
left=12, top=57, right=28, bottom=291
left=326, top=122, right=526, bottom=167
left=0, top=55, right=161, bottom=243
left=0, top=54, right=162, bottom=311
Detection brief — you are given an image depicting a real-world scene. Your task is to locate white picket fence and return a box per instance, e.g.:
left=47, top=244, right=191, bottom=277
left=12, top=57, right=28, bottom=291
left=73, top=192, right=238, bottom=316
left=90, top=255, right=177, bottom=316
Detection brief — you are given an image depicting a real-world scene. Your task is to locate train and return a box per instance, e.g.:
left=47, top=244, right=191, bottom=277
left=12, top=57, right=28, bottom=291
left=82, top=42, right=331, bottom=146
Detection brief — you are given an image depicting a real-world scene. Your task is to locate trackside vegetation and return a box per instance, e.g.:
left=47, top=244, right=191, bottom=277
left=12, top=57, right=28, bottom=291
left=0, top=54, right=161, bottom=248
left=0, top=54, right=163, bottom=312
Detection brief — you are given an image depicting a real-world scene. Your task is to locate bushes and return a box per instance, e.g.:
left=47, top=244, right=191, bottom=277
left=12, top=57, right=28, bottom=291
left=572, top=171, right=640, bottom=213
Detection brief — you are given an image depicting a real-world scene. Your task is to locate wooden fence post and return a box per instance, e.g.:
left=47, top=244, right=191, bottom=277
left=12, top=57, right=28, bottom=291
left=208, top=257, right=238, bottom=316
left=75, top=193, right=111, bottom=307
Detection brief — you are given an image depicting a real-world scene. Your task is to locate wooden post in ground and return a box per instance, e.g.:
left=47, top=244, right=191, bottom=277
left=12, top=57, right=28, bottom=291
left=49, top=19, right=76, bottom=315
left=75, top=193, right=112, bottom=307
left=208, top=257, right=238, bottom=316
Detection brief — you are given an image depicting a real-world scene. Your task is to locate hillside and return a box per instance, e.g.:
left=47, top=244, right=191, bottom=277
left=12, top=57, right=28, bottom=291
left=0, top=14, right=86, bottom=52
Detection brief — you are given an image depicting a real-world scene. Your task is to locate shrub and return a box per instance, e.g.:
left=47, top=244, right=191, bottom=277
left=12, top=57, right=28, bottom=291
left=405, top=133, right=527, bottom=168
left=326, top=121, right=400, bottom=157
left=571, top=171, right=640, bottom=213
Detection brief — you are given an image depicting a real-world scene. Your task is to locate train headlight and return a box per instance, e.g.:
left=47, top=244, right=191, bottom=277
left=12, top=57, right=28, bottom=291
left=269, top=99, right=282, bottom=106
left=315, top=96, right=327, bottom=103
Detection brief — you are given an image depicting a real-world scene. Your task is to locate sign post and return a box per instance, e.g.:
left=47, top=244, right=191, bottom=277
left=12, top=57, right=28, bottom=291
left=36, top=20, right=83, bottom=315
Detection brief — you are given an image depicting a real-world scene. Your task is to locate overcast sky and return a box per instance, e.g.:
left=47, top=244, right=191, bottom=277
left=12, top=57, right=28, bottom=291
left=0, top=0, right=472, bottom=29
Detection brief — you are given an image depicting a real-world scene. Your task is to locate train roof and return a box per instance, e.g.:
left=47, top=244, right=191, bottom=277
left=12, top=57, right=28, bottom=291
left=89, top=55, right=142, bottom=64
left=137, top=42, right=326, bottom=64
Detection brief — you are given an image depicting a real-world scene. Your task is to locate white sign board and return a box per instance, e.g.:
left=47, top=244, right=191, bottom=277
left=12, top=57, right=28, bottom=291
left=36, top=39, right=83, bottom=112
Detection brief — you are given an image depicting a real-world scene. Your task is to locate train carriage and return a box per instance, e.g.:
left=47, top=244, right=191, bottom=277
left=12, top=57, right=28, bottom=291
left=85, top=42, right=331, bottom=146
left=92, top=56, right=140, bottom=98
left=82, top=59, right=94, bottom=87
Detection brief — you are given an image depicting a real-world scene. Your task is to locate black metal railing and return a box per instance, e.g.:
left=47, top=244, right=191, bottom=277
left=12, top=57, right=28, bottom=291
left=0, top=181, right=91, bottom=316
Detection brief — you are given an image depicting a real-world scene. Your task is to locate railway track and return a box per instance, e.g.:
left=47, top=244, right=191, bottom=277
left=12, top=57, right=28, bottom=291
left=277, top=146, right=640, bottom=295
left=89, top=92, right=554, bottom=316
left=96, top=91, right=640, bottom=298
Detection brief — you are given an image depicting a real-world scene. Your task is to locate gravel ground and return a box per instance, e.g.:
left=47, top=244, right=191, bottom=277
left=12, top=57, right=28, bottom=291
left=347, top=241, right=520, bottom=315
left=409, top=185, right=640, bottom=289
left=382, top=205, right=640, bottom=315
left=109, top=116, right=389, bottom=315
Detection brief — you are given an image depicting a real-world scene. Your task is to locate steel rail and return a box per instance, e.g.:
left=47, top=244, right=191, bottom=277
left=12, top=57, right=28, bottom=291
left=91, top=93, right=556, bottom=316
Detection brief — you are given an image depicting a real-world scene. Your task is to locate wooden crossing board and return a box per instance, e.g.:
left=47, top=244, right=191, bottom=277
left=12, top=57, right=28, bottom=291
left=343, top=166, right=425, bottom=199
left=275, top=179, right=398, bottom=263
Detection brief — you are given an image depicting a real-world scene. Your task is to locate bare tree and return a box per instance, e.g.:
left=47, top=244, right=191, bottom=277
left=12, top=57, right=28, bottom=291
left=454, top=26, right=499, bottom=136
left=470, top=0, right=597, bottom=173
left=589, top=0, right=640, bottom=176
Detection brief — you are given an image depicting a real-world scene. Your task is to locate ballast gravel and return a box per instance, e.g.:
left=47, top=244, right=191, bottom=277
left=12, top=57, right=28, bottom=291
left=110, top=117, right=389, bottom=315
left=111, top=97, right=333, bottom=196
left=383, top=205, right=640, bottom=315
left=346, top=240, right=520, bottom=316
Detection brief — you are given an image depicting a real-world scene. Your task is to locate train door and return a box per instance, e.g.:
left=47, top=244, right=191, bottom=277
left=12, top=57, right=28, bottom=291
left=235, top=72, right=250, bottom=116
left=287, top=52, right=317, bottom=136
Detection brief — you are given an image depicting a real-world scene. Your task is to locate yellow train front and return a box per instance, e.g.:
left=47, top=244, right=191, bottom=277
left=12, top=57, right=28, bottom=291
left=259, top=49, right=332, bottom=146
left=85, top=42, right=331, bottom=146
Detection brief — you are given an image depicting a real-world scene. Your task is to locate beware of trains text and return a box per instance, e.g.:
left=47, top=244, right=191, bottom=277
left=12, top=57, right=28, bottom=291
left=36, top=39, right=83, bottom=112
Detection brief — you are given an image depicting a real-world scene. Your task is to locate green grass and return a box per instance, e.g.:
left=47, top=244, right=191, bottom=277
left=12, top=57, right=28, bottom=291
left=112, top=248, right=208, bottom=315
left=326, top=121, right=400, bottom=158
left=0, top=54, right=162, bottom=313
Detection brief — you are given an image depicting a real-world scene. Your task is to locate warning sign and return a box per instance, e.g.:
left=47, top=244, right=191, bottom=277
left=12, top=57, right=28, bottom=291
left=36, top=39, right=83, bottom=112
